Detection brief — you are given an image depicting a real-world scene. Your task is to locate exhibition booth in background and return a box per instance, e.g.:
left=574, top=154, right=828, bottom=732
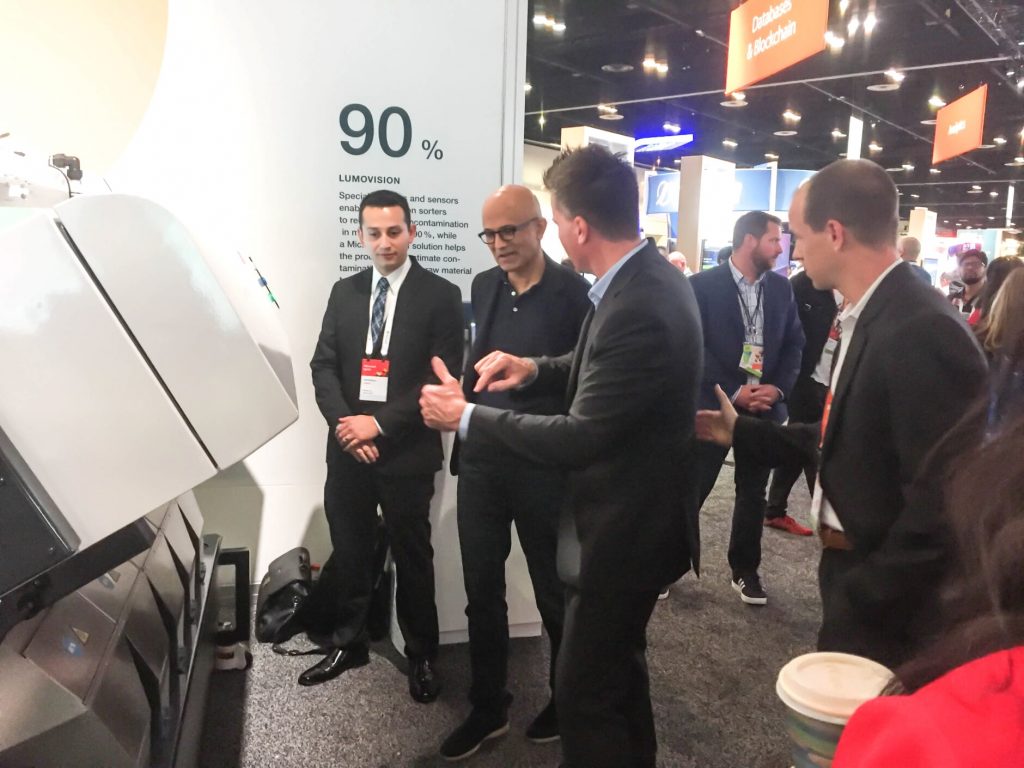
left=3, top=0, right=1023, bottom=765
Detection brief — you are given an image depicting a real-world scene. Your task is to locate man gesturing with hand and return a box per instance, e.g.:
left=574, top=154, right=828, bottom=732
left=421, top=146, right=702, bottom=768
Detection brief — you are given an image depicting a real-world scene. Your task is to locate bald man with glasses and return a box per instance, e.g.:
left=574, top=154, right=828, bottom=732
left=438, top=185, right=591, bottom=762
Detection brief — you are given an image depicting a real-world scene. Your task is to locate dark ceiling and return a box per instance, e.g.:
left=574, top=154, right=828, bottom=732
left=526, top=0, right=1024, bottom=229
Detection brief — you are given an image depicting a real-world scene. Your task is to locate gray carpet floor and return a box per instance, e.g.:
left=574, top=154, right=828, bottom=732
left=198, top=464, right=821, bottom=768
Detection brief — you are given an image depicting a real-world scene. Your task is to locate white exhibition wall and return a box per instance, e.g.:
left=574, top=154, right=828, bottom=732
left=8, top=0, right=537, bottom=642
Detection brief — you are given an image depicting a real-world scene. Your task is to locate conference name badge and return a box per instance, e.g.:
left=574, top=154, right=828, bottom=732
left=360, top=358, right=390, bottom=402
left=740, top=343, right=764, bottom=378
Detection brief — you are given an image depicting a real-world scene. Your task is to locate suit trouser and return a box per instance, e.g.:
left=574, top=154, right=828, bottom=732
left=308, top=454, right=439, bottom=660
left=456, top=448, right=566, bottom=716
left=817, top=548, right=913, bottom=670
left=557, top=585, right=661, bottom=768
left=766, top=378, right=829, bottom=519
left=696, top=436, right=772, bottom=579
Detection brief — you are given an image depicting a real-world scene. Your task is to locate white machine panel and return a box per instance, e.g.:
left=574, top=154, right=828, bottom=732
left=0, top=212, right=216, bottom=549
left=56, top=195, right=298, bottom=469
left=56, top=193, right=299, bottom=468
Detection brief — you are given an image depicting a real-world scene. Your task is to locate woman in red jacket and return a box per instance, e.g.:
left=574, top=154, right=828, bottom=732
left=834, top=309, right=1024, bottom=767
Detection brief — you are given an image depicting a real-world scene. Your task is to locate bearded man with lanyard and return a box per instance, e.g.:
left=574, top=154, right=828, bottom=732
left=689, top=211, right=804, bottom=606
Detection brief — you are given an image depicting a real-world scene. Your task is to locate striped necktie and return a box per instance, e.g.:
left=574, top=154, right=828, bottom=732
left=370, top=277, right=389, bottom=350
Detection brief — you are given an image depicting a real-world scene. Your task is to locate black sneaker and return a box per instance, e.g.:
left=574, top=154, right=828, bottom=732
left=525, top=700, right=559, bottom=743
left=731, top=574, right=768, bottom=605
left=439, top=710, right=510, bottom=762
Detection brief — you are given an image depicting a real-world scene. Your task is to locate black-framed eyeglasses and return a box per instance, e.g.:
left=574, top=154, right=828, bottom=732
left=477, top=218, right=539, bottom=244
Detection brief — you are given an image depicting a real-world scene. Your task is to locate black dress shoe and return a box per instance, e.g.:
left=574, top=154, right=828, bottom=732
left=297, top=645, right=369, bottom=686
left=408, top=658, right=440, bottom=703
left=439, top=709, right=509, bottom=761
left=525, top=699, right=559, bottom=743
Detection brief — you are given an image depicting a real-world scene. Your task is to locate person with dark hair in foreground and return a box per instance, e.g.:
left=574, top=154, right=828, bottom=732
left=420, top=145, right=703, bottom=768
left=303, top=189, right=463, bottom=698
left=696, top=159, right=987, bottom=669
left=833, top=307, right=1024, bottom=767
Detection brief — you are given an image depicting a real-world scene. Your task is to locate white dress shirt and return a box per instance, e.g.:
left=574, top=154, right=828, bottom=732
left=811, top=260, right=900, bottom=531
left=364, top=256, right=412, bottom=357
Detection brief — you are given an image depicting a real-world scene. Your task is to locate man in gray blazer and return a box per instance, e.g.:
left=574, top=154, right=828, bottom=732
left=420, top=145, right=703, bottom=768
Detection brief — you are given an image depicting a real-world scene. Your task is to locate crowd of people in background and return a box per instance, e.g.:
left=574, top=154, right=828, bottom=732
left=296, top=146, right=1024, bottom=767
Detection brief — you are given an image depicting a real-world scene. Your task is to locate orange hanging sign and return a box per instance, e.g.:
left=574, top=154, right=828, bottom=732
left=932, top=85, right=988, bottom=165
left=725, top=0, right=830, bottom=94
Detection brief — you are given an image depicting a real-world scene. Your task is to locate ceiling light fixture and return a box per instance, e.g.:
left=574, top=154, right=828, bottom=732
left=848, top=15, right=860, bottom=35
left=601, top=63, right=634, bottom=73
left=533, top=14, right=566, bottom=32
left=765, top=153, right=779, bottom=160
left=839, top=0, right=850, bottom=15
left=722, top=139, right=738, bottom=148
left=643, top=56, right=669, bottom=74
left=994, top=137, right=1007, bottom=145
left=911, top=194, right=920, bottom=199
left=774, top=130, right=798, bottom=137
left=884, top=69, right=905, bottom=83
left=991, top=191, right=1000, bottom=197
left=972, top=185, right=982, bottom=190
left=921, top=119, right=937, bottom=126
left=929, top=95, right=947, bottom=108
left=864, top=12, right=878, bottom=34
left=930, top=168, right=942, bottom=174
left=538, top=114, right=546, bottom=128
left=782, top=109, right=802, bottom=122
left=824, top=31, right=846, bottom=51
left=663, top=121, right=681, bottom=133
left=902, top=163, right=916, bottom=171
left=831, top=129, right=847, bottom=139
left=869, top=141, right=883, bottom=152
left=524, top=82, right=532, bottom=93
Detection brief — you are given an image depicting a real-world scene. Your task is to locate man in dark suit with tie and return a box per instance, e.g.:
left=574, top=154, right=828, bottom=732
left=439, top=185, right=590, bottom=761
left=764, top=256, right=838, bottom=535
left=420, top=145, right=703, bottom=768
left=697, top=159, right=986, bottom=669
left=303, top=189, right=463, bottom=699
left=689, top=212, right=805, bottom=605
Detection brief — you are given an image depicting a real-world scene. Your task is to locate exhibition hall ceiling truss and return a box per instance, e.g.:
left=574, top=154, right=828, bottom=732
left=526, top=0, right=1024, bottom=228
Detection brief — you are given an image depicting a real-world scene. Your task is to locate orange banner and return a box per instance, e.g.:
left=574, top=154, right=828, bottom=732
left=932, top=85, right=988, bottom=165
left=725, top=0, right=829, bottom=94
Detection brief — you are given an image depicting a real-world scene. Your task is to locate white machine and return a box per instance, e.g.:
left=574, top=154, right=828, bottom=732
left=0, top=191, right=298, bottom=768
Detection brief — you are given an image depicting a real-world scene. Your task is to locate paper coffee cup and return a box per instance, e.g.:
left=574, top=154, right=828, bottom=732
left=776, top=652, right=892, bottom=768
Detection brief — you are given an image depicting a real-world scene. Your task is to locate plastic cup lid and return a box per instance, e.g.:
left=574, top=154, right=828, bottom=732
left=776, top=652, right=893, bottom=725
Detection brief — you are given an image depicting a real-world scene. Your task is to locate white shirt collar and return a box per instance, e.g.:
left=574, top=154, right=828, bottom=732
left=839, top=259, right=900, bottom=324
left=588, top=240, right=646, bottom=307
left=728, top=256, right=769, bottom=286
left=372, top=255, right=412, bottom=293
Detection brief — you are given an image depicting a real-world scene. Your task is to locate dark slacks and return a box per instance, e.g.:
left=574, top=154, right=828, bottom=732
left=696, top=436, right=772, bottom=579
left=306, top=453, right=439, bottom=660
left=817, top=548, right=912, bottom=670
left=557, top=585, right=661, bottom=768
left=766, top=378, right=829, bottom=519
left=456, top=448, right=566, bottom=716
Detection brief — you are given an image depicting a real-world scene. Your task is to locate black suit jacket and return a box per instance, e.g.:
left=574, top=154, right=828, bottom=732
left=689, top=262, right=804, bottom=423
left=734, top=263, right=986, bottom=631
left=467, top=242, right=704, bottom=592
left=791, top=270, right=838, bottom=381
left=310, top=258, right=464, bottom=476
left=451, top=256, right=591, bottom=473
